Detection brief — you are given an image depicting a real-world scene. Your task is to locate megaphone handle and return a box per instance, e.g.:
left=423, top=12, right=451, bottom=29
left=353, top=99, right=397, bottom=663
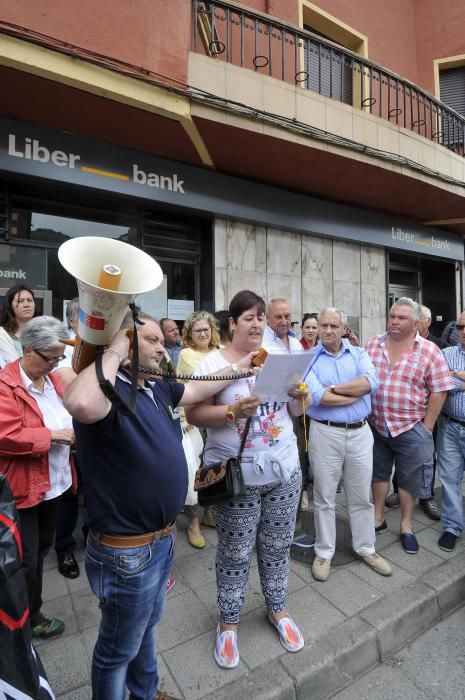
left=72, top=337, right=100, bottom=374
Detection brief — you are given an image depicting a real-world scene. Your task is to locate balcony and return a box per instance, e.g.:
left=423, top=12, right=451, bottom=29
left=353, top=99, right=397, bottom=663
left=192, top=0, right=465, bottom=158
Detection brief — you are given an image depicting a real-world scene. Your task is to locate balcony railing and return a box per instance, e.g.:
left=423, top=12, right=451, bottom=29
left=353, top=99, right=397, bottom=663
left=192, top=0, right=465, bottom=158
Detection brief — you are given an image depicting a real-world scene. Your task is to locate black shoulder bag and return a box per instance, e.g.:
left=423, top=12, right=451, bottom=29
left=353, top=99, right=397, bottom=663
left=194, top=416, right=252, bottom=506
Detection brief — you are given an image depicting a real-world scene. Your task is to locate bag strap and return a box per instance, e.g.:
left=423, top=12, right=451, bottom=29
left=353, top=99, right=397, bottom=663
left=237, top=416, right=252, bottom=465
left=200, top=414, right=253, bottom=466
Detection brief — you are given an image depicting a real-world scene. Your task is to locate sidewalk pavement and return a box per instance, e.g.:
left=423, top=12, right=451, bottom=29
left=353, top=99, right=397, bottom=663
left=38, top=488, right=465, bottom=700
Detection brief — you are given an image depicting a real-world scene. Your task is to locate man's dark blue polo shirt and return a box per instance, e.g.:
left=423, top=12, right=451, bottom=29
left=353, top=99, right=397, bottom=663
left=74, top=374, right=187, bottom=535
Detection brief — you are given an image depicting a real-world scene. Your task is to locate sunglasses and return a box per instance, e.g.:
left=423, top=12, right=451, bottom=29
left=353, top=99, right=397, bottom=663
left=33, top=349, right=66, bottom=364
left=191, top=328, right=210, bottom=334
left=454, top=324, right=465, bottom=331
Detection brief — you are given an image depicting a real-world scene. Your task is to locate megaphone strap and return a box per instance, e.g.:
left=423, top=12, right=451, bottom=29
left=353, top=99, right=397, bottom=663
left=95, top=351, right=135, bottom=416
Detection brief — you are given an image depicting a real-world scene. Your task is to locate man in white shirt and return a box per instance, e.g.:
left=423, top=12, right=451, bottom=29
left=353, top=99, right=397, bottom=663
left=263, top=299, right=303, bottom=355
left=263, top=298, right=309, bottom=511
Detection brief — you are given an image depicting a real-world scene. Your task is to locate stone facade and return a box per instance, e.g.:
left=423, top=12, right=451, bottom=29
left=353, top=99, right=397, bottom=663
left=214, top=219, right=387, bottom=343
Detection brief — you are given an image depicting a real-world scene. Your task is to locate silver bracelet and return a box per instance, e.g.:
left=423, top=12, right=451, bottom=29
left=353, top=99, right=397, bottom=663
left=103, top=348, right=124, bottom=364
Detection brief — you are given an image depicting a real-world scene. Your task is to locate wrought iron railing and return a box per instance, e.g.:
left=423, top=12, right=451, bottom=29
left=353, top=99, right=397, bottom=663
left=192, top=0, right=465, bottom=157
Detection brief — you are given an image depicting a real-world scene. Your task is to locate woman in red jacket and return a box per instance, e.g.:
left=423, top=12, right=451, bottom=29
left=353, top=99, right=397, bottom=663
left=0, top=316, right=76, bottom=640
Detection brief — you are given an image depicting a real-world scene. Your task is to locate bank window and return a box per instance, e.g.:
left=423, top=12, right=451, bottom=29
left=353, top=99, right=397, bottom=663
left=11, top=210, right=135, bottom=243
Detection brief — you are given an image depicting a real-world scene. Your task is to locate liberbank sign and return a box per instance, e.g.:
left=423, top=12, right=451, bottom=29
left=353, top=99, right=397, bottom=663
left=1, top=117, right=463, bottom=261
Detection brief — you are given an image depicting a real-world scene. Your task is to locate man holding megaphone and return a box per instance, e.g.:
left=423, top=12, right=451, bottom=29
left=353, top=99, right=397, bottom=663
left=63, top=313, right=259, bottom=700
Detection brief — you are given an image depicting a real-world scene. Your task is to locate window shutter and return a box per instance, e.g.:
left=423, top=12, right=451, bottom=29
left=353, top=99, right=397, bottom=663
left=440, top=66, right=465, bottom=117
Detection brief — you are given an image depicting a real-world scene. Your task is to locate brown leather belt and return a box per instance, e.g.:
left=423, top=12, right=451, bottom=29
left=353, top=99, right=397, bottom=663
left=89, top=521, right=176, bottom=548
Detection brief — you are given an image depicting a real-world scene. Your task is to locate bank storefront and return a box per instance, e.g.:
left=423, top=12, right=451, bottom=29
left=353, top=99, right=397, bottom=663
left=0, top=116, right=463, bottom=337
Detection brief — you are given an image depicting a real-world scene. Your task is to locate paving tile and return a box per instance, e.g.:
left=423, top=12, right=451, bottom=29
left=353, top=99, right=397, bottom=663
left=42, top=567, right=69, bottom=602
left=345, top=559, right=415, bottom=594
left=157, top=590, right=212, bottom=652
left=235, top=606, right=287, bottom=669
left=57, top=685, right=92, bottom=699
left=192, top=576, right=265, bottom=623
left=71, top=589, right=101, bottom=631
left=66, top=569, right=91, bottom=594
left=379, top=541, right=445, bottom=576
left=167, top=564, right=192, bottom=598
left=280, top=586, right=346, bottom=644
left=384, top=509, right=427, bottom=532
left=81, top=625, right=98, bottom=667
left=416, top=526, right=465, bottom=559
left=34, top=595, right=79, bottom=647
left=163, top=628, right=247, bottom=700
left=374, top=528, right=401, bottom=549
left=175, top=547, right=217, bottom=588
left=40, top=632, right=90, bottom=695
left=313, top=569, right=383, bottom=616
left=157, top=653, right=184, bottom=699
left=330, top=663, right=430, bottom=699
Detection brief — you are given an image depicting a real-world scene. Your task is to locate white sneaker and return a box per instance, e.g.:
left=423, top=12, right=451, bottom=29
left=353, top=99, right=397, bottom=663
left=301, top=491, right=309, bottom=511
left=360, top=552, right=393, bottom=576
left=311, top=557, right=331, bottom=581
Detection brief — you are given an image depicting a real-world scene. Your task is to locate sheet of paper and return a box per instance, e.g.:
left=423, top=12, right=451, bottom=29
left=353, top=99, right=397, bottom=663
left=252, top=351, right=315, bottom=403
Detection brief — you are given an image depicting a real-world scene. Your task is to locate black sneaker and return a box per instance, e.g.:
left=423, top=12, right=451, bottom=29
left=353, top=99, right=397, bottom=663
left=438, top=531, right=457, bottom=552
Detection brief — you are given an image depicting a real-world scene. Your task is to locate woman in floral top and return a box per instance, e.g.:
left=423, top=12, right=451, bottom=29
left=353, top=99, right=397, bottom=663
left=186, top=290, right=310, bottom=670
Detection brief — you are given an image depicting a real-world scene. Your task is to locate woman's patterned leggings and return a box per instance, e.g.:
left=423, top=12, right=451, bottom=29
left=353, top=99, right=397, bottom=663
left=211, top=466, right=301, bottom=624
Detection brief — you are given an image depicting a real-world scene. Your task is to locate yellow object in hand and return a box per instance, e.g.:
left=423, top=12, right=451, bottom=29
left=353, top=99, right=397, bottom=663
left=298, top=383, right=307, bottom=391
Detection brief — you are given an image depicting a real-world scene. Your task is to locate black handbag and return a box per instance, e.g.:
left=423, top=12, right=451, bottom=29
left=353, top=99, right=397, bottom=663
left=194, top=417, right=252, bottom=506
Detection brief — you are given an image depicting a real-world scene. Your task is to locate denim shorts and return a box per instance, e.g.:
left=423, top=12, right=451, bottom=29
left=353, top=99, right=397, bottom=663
left=372, top=421, right=434, bottom=499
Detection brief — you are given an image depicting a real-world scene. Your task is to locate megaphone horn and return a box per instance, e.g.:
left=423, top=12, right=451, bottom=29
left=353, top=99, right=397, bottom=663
left=58, top=237, right=163, bottom=373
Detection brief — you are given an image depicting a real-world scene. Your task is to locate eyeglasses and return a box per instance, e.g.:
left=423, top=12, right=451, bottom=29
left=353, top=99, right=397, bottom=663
left=33, top=349, right=66, bottom=364
left=455, top=324, right=465, bottom=331
left=191, top=328, right=210, bottom=334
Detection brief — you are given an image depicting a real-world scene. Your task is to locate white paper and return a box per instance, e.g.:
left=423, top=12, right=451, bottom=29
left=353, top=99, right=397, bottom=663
left=252, top=352, right=315, bottom=402
left=167, top=298, right=195, bottom=321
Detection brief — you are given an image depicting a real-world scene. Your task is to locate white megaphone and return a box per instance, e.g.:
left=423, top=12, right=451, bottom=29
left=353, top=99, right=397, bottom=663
left=58, top=237, right=163, bottom=373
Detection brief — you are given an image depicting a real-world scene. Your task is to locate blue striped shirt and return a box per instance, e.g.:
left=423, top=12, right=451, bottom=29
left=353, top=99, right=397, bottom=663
left=442, top=345, right=465, bottom=420
left=304, top=340, right=379, bottom=423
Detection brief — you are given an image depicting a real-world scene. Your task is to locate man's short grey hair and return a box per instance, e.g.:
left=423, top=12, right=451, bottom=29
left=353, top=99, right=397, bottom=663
left=318, top=307, right=347, bottom=324
left=390, top=297, right=421, bottom=320
left=65, top=298, right=80, bottom=326
left=20, top=316, right=68, bottom=350
left=266, top=298, right=290, bottom=314
left=420, top=304, right=432, bottom=320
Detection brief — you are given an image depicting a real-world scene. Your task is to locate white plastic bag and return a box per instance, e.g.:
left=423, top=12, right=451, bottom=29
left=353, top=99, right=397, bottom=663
left=182, top=426, right=203, bottom=506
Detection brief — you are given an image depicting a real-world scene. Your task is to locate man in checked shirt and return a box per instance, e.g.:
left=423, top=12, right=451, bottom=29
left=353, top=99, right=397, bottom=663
left=436, top=311, right=465, bottom=552
left=366, top=298, right=454, bottom=555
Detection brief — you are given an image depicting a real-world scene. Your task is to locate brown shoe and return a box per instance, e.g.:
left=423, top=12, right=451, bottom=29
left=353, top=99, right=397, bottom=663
left=155, top=691, right=181, bottom=700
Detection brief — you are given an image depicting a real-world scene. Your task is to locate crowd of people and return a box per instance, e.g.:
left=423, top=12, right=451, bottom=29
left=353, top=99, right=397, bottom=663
left=0, top=282, right=464, bottom=700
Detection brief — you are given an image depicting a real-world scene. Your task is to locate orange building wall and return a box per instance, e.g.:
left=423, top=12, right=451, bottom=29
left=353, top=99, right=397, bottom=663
left=0, top=0, right=191, bottom=84
left=415, top=0, right=465, bottom=94
left=1, top=0, right=465, bottom=96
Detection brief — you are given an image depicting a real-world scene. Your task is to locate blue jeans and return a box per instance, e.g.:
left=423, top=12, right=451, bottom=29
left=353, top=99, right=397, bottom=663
left=85, top=532, right=175, bottom=700
left=437, top=415, right=465, bottom=536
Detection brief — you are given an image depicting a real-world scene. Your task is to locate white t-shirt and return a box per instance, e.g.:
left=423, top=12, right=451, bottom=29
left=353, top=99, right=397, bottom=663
left=197, top=349, right=295, bottom=465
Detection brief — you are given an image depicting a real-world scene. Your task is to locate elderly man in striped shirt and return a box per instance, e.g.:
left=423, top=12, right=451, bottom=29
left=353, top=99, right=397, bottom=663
left=366, top=298, right=454, bottom=555
left=436, top=311, right=465, bottom=552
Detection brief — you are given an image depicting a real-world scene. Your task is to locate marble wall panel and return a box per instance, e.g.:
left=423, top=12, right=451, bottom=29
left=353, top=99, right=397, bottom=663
left=267, top=273, right=301, bottom=321
left=266, top=229, right=302, bottom=276
left=361, top=246, right=386, bottom=286
left=361, top=283, right=386, bottom=319
left=360, top=316, right=387, bottom=344
left=302, top=276, right=333, bottom=314
left=226, top=269, right=267, bottom=303
left=255, top=227, right=267, bottom=276
left=333, top=281, right=361, bottom=317
left=302, top=236, right=332, bottom=280
left=214, top=219, right=227, bottom=268
left=226, top=220, right=258, bottom=272
left=215, top=267, right=227, bottom=310
left=333, top=241, right=360, bottom=282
